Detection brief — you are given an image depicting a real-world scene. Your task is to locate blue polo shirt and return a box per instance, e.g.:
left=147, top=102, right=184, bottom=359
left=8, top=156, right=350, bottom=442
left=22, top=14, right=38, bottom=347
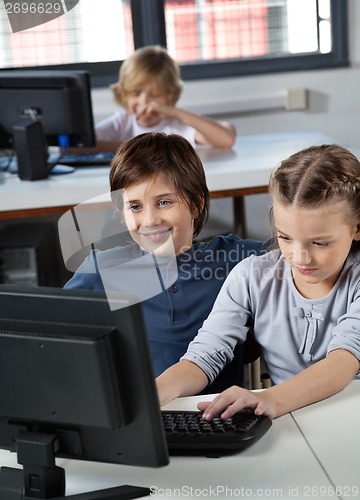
left=64, top=234, right=267, bottom=377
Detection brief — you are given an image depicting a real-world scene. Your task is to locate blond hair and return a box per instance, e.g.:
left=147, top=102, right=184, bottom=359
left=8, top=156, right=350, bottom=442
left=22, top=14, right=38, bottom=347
left=111, top=45, right=183, bottom=108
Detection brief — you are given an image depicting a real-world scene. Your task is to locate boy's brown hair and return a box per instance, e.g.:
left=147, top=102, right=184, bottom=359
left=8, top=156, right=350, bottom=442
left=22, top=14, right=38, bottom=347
left=110, top=132, right=209, bottom=237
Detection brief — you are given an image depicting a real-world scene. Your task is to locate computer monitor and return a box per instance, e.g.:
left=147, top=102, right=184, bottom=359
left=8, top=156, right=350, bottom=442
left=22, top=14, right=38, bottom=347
left=0, top=285, right=169, bottom=500
left=0, top=70, right=95, bottom=180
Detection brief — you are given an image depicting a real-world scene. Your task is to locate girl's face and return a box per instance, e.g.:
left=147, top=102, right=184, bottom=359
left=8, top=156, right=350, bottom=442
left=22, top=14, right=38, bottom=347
left=273, top=200, right=360, bottom=298
left=122, top=175, right=195, bottom=256
left=125, top=82, right=169, bottom=127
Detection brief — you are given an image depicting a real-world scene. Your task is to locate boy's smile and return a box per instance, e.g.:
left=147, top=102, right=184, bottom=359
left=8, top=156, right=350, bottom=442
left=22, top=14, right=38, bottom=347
left=122, top=175, right=195, bottom=256
left=138, top=226, right=172, bottom=248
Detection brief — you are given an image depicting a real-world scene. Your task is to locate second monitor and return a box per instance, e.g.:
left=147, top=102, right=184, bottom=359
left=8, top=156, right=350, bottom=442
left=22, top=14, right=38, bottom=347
left=0, top=70, right=95, bottom=180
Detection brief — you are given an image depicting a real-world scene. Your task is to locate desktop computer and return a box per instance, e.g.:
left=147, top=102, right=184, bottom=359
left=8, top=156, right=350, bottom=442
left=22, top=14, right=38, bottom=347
left=0, top=223, right=59, bottom=287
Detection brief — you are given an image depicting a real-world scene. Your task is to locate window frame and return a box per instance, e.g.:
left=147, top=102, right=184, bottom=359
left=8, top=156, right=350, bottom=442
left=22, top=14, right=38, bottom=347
left=3, top=0, right=348, bottom=88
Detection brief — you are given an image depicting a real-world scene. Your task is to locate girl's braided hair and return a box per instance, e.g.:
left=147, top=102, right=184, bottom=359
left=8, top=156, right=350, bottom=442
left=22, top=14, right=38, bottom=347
left=269, top=144, right=360, bottom=251
left=269, top=144, right=360, bottom=223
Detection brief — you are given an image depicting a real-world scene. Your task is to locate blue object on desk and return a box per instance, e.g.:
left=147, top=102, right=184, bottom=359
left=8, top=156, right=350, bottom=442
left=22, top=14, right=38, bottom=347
left=49, top=164, right=75, bottom=175
left=58, top=134, right=70, bottom=150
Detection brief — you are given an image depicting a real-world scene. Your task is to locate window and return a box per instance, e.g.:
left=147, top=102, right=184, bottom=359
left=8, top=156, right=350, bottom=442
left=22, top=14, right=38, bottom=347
left=0, top=0, right=348, bottom=84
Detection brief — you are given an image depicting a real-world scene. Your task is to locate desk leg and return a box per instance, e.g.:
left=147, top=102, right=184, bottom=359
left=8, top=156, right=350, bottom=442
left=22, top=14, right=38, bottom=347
left=233, top=196, right=247, bottom=238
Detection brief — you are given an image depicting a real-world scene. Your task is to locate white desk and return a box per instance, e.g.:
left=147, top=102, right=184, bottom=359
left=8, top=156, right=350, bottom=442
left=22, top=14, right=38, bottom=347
left=292, top=380, right=360, bottom=496
left=0, top=130, right=346, bottom=221
left=0, top=393, right=342, bottom=500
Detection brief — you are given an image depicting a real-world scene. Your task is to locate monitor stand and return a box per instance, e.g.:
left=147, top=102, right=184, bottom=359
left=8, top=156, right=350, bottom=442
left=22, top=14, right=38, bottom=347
left=0, top=432, right=150, bottom=500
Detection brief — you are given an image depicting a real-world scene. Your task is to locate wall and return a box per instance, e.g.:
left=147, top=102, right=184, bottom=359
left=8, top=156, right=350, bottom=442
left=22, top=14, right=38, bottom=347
left=90, top=0, right=360, bottom=240
left=178, top=0, right=360, bottom=148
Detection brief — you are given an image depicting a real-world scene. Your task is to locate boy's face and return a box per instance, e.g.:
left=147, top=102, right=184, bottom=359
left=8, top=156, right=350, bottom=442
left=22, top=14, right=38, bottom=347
left=273, top=200, right=360, bottom=298
left=121, top=175, right=195, bottom=256
left=125, top=82, right=169, bottom=127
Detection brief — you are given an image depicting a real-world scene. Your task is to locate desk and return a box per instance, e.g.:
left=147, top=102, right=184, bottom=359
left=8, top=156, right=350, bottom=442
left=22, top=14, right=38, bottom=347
left=0, top=130, right=345, bottom=222
left=292, top=380, right=360, bottom=495
left=1, top=390, right=354, bottom=500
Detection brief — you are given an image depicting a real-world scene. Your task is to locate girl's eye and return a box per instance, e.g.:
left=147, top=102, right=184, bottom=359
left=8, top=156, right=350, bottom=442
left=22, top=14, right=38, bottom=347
left=130, top=204, right=142, bottom=212
left=277, top=234, right=291, bottom=242
left=159, top=200, right=171, bottom=207
left=313, top=241, right=328, bottom=247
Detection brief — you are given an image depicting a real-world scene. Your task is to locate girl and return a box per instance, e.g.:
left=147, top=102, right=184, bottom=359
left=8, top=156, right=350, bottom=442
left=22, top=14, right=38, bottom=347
left=64, top=132, right=266, bottom=388
left=95, top=45, right=235, bottom=151
left=157, top=143, right=360, bottom=419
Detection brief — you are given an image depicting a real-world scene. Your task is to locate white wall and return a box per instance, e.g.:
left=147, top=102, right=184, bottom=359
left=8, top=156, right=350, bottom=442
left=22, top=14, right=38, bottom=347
left=90, top=0, right=360, bottom=240
left=178, top=0, right=360, bottom=148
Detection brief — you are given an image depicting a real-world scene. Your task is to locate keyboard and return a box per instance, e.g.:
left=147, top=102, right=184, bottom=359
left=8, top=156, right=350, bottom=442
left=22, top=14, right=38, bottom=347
left=162, top=410, right=272, bottom=455
left=0, top=152, right=115, bottom=175
left=57, top=151, right=115, bottom=167
left=0, top=155, right=75, bottom=176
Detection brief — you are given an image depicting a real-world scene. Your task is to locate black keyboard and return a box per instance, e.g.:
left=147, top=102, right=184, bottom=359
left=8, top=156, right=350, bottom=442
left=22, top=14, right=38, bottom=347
left=0, top=152, right=115, bottom=174
left=57, top=151, right=115, bottom=167
left=162, top=410, right=271, bottom=455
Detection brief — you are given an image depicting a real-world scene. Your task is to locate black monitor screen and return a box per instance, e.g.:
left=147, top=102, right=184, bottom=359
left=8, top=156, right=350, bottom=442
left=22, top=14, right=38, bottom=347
left=0, top=69, right=95, bottom=149
left=0, top=285, right=169, bottom=500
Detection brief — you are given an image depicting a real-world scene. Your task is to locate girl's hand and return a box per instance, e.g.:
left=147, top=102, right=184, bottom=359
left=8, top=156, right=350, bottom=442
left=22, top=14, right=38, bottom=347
left=197, top=386, right=277, bottom=421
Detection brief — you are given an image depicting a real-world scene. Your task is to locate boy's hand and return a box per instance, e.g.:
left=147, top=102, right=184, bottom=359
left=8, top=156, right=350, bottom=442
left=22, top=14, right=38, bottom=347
left=135, top=102, right=177, bottom=126
left=197, top=386, right=277, bottom=421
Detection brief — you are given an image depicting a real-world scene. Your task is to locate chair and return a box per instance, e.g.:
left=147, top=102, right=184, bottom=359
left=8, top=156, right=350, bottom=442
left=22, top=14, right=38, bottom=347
left=243, top=331, right=262, bottom=389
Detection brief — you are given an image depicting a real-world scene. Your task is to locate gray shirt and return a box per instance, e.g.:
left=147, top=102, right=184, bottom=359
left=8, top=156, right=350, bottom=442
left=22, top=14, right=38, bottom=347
left=183, top=250, right=360, bottom=384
